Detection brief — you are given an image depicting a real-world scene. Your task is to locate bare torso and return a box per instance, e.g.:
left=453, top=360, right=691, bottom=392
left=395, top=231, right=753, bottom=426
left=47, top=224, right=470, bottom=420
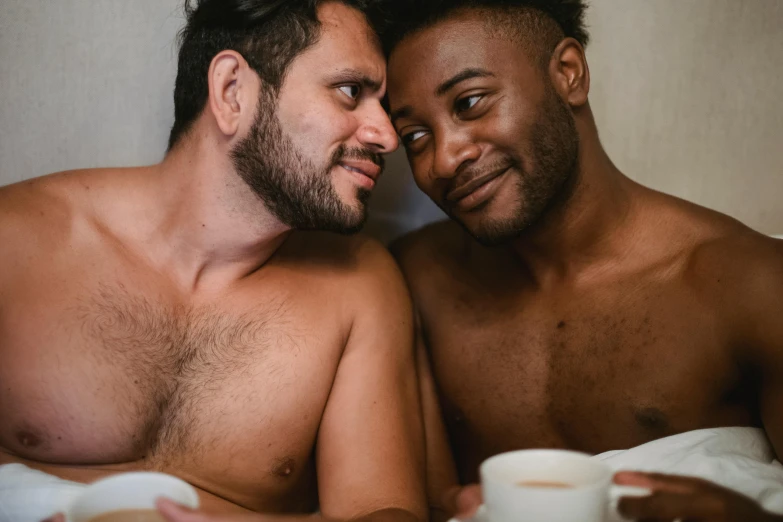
left=0, top=170, right=375, bottom=513
left=395, top=188, right=777, bottom=484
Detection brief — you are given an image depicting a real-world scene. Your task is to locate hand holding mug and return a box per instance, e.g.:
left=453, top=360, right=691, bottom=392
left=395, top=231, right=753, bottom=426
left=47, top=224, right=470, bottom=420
left=614, top=471, right=780, bottom=522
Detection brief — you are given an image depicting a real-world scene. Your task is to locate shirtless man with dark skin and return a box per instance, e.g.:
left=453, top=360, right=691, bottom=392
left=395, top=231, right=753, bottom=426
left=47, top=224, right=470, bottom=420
left=0, top=1, right=426, bottom=520
left=380, top=1, right=783, bottom=520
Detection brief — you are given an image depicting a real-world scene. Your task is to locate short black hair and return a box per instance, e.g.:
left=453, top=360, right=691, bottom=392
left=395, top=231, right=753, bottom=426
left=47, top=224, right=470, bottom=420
left=168, top=0, right=377, bottom=150
left=370, top=0, right=589, bottom=63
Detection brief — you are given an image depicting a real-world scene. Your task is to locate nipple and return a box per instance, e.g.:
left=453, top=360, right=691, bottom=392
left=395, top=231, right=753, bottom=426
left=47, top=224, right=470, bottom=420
left=16, top=430, right=43, bottom=449
left=273, top=457, right=296, bottom=478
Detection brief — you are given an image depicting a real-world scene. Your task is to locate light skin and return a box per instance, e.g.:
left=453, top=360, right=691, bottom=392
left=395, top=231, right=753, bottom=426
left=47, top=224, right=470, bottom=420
left=387, top=8, right=783, bottom=522
left=2, top=2, right=426, bottom=521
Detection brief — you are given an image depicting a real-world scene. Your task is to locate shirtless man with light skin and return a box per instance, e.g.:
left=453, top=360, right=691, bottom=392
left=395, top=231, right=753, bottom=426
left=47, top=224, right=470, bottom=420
left=0, top=1, right=426, bottom=520
left=381, top=1, right=783, bottom=520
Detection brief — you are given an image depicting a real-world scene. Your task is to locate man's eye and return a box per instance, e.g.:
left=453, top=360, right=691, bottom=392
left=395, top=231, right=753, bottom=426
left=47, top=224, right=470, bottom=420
left=401, top=130, right=428, bottom=146
left=456, top=95, right=482, bottom=113
left=339, top=84, right=360, bottom=100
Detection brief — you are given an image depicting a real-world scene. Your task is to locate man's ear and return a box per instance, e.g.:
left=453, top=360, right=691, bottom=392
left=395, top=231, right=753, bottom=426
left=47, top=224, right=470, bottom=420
left=207, top=50, right=258, bottom=138
left=549, top=37, right=590, bottom=108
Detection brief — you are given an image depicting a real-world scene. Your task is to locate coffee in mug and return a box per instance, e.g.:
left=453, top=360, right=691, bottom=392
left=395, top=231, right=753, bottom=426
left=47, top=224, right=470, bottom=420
left=516, top=480, right=574, bottom=489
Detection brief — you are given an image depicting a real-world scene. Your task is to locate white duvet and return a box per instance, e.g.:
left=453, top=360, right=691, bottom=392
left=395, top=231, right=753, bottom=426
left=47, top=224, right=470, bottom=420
left=457, top=427, right=783, bottom=522
left=2, top=427, right=783, bottom=522
left=597, top=427, right=783, bottom=520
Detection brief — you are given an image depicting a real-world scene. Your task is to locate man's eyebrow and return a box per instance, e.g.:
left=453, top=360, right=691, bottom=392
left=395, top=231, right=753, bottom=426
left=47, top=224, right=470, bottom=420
left=391, top=68, right=496, bottom=126
left=435, top=68, right=495, bottom=96
left=390, top=105, right=412, bottom=126
left=328, top=68, right=383, bottom=92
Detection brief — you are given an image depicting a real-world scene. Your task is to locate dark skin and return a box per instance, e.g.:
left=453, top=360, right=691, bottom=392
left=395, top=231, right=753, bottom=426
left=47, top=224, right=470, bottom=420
left=387, top=9, right=783, bottom=522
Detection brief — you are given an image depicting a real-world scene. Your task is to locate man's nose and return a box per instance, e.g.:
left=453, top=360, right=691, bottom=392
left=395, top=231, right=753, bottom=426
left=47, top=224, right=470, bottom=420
left=432, top=131, right=481, bottom=181
left=356, top=102, right=399, bottom=154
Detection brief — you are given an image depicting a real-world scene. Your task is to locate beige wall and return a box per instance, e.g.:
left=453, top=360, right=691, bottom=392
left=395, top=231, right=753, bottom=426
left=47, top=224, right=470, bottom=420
left=0, top=1, right=182, bottom=178
left=587, top=0, right=783, bottom=235
left=1, top=0, right=781, bottom=240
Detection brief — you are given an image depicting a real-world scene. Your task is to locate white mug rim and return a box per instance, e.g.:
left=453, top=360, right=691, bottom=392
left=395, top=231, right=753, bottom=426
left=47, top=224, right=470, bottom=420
left=480, top=449, right=613, bottom=492
left=66, top=471, right=199, bottom=521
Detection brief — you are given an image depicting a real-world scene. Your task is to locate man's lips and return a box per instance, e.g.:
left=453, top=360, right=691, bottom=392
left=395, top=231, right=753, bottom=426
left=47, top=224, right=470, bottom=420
left=338, top=160, right=382, bottom=181
left=446, top=166, right=511, bottom=203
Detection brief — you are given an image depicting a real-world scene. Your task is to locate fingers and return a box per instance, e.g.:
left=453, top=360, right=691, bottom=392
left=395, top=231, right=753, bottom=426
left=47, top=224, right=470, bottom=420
left=441, top=484, right=482, bottom=519
left=618, top=490, right=721, bottom=520
left=156, top=498, right=207, bottom=522
left=614, top=471, right=711, bottom=494
left=615, top=472, right=725, bottom=520
left=454, top=484, right=482, bottom=518
left=441, top=485, right=463, bottom=515
left=41, top=514, right=66, bottom=522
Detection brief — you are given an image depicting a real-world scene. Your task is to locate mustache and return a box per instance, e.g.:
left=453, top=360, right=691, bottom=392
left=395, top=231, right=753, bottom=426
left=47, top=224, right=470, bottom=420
left=445, top=160, right=516, bottom=201
left=330, top=145, right=385, bottom=172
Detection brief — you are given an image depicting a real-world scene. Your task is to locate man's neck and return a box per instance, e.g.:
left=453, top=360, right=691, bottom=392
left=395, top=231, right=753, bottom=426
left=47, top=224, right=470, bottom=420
left=510, top=138, right=642, bottom=286
left=114, top=141, right=292, bottom=293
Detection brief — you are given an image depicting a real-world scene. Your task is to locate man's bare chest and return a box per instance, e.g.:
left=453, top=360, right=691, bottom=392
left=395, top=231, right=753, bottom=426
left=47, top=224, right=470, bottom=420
left=422, top=285, right=758, bottom=479
left=0, top=279, right=344, bottom=482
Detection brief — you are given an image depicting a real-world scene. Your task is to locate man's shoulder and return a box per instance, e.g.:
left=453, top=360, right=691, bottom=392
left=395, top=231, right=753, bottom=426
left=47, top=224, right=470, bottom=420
left=0, top=174, right=76, bottom=251
left=641, top=188, right=782, bottom=281
left=0, top=174, right=82, bottom=297
left=688, top=230, right=783, bottom=363
left=390, top=220, right=466, bottom=275
left=280, top=231, right=405, bottom=291
left=0, top=168, right=101, bottom=217
left=665, top=203, right=783, bottom=338
left=685, top=225, right=783, bottom=290
left=282, top=232, right=414, bottom=327
left=0, top=168, right=121, bottom=267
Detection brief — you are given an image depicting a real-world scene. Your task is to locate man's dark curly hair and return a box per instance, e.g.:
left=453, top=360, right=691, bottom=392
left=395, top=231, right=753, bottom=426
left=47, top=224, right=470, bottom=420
left=369, top=0, right=589, bottom=65
left=169, top=0, right=380, bottom=150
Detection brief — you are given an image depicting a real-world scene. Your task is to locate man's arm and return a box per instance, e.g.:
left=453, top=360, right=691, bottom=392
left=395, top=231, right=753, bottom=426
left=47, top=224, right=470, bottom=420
left=156, top=240, right=426, bottom=522
left=389, top=226, right=467, bottom=522
left=413, top=316, right=461, bottom=522
left=748, top=238, right=783, bottom=458
left=315, top=240, right=427, bottom=522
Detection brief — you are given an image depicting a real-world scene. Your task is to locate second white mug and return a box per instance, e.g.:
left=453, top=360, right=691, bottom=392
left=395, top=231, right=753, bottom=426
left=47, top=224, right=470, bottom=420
left=480, top=449, right=650, bottom=522
left=65, top=472, right=200, bottom=522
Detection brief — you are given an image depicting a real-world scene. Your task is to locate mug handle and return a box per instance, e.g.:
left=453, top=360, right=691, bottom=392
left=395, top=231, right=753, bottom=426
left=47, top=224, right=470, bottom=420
left=607, top=484, right=653, bottom=521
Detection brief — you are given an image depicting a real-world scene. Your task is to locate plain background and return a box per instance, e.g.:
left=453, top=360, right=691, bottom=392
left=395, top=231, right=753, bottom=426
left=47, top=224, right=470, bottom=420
left=1, top=0, right=781, bottom=242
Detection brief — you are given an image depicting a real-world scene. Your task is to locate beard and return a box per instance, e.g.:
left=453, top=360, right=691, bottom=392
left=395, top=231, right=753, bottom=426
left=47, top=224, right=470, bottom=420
left=460, top=84, right=580, bottom=246
left=230, top=87, right=383, bottom=235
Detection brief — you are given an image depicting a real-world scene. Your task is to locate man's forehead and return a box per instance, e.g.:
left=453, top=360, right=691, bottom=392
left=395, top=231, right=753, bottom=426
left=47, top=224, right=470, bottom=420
left=318, top=1, right=368, bottom=28
left=300, top=2, right=385, bottom=81
left=317, top=1, right=380, bottom=53
left=397, top=11, right=494, bottom=51
left=388, top=20, right=506, bottom=93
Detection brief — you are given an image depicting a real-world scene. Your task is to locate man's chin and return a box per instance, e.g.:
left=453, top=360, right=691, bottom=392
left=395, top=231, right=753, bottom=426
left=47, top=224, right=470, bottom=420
left=337, top=193, right=370, bottom=231
left=346, top=208, right=369, bottom=235
left=325, top=206, right=368, bottom=236
left=454, top=214, right=527, bottom=247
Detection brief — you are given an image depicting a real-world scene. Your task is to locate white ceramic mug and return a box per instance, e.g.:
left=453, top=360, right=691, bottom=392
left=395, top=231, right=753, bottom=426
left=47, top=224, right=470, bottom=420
left=480, top=450, right=650, bottom=522
left=65, top=472, right=200, bottom=522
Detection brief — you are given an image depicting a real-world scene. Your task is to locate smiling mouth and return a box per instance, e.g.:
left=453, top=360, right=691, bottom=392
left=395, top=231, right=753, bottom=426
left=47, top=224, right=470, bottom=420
left=341, top=164, right=368, bottom=176
left=337, top=161, right=382, bottom=182
left=446, top=167, right=511, bottom=203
